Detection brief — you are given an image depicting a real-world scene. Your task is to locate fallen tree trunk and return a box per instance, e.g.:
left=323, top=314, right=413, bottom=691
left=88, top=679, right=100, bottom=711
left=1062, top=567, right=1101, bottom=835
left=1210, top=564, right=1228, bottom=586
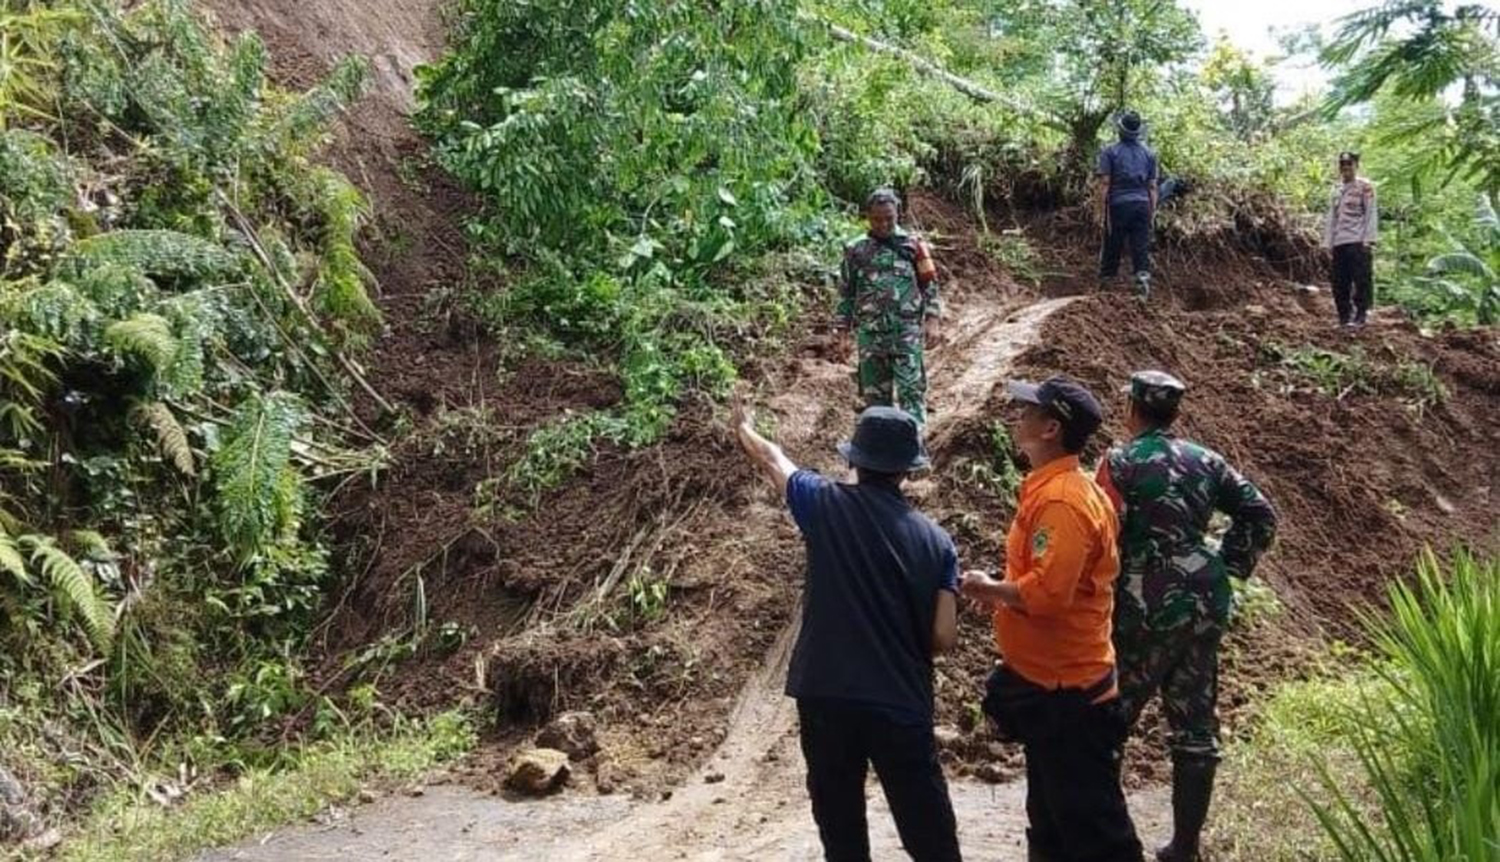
left=815, top=17, right=1038, bottom=118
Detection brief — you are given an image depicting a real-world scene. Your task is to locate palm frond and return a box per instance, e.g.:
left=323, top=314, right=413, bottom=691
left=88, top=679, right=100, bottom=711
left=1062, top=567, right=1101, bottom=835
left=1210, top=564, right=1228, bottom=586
left=129, top=400, right=196, bottom=476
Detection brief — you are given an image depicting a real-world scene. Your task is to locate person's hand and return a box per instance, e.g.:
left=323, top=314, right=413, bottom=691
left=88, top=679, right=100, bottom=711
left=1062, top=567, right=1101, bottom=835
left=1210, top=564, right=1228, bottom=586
left=960, top=569, right=1002, bottom=610
left=730, top=392, right=751, bottom=436
left=923, top=316, right=942, bottom=348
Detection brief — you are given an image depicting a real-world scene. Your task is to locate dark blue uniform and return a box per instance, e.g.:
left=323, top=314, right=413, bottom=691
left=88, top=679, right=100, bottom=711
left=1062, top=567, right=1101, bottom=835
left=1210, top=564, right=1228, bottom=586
left=785, top=469, right=962, bottom=862
left=1098, top=136, right=1159, bottom=283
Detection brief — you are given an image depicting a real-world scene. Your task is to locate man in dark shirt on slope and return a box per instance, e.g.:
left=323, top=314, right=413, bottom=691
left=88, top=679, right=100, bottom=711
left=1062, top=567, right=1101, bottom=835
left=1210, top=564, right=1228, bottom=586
left=731, top=397, right=962, bottom=862
left=1098, top=109, right=1160, bottom=300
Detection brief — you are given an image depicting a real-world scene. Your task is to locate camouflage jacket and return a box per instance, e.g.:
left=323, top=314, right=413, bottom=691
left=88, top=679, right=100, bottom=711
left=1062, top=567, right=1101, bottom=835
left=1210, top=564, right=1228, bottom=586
left=1097, top=429, right=1277, bottom=631
left=837, top=229, right=939, bottom=340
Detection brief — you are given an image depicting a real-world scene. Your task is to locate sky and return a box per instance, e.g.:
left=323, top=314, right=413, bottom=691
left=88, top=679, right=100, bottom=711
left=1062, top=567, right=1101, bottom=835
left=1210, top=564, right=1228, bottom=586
left=1181, top=0, right=1370, bottom=101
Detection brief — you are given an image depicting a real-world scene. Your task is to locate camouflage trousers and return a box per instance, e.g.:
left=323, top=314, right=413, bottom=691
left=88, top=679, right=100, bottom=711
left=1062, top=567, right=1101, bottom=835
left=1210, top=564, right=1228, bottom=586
left=1114, top=617, right=1223, bottom=764
left=855, top=331, right=927, bottom=425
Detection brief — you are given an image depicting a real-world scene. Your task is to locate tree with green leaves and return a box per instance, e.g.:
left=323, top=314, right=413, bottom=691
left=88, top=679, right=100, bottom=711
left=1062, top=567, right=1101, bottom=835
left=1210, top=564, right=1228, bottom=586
left=1417, top=192, right=1500, bottom=324
left=1323, top=2, right=1500, bottom=193
left=1202, top=37, right=1276, bottom=141
left=988, top=0, right=1203, bottom=171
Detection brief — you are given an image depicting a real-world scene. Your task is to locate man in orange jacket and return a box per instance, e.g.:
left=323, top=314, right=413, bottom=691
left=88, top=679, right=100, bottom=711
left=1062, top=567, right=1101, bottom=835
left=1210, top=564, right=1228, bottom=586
left=961, top=376, right=1141, bottom=862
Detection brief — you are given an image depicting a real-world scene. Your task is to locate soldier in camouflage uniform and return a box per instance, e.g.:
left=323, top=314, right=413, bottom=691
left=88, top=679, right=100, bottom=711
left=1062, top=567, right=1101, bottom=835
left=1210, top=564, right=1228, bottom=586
left=1095, top=370, right=1277, bottom=862
left=838, top=188, right=941, bottom=424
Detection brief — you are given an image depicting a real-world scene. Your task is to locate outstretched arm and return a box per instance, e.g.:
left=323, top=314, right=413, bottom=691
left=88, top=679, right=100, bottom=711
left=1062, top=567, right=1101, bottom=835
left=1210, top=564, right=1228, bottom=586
left=732, top=396, right=798, bottom=494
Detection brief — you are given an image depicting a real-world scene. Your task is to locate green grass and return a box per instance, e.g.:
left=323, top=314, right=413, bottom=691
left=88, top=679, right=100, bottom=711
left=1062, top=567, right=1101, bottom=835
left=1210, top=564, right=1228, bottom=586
left=1214, top=662, right=1391, bottom=860
left=1308, top=548, right=1499, bottom=861
left=53, top=711, right=475, bottom=862
left=1260, top=343, right=1448, bottom=413
left=1215, top=549, right=1500, bottom=861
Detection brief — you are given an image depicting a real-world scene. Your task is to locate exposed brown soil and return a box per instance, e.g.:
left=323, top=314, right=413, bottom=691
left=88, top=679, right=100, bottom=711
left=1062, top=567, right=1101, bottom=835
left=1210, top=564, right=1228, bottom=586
left=197, top=0, right=1500, bottom=854
left=950, top=287, right=1500, bottom=784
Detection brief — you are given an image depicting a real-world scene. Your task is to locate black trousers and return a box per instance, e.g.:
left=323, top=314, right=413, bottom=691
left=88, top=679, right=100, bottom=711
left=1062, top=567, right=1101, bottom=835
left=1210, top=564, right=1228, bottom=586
left=797, top=699, right=962, bottom=862
left=983, top=668, right=1142, bottom=862
left=1330, top=242, right=1374, bottom=321
left=1100, top=199, right=1152, bottom=279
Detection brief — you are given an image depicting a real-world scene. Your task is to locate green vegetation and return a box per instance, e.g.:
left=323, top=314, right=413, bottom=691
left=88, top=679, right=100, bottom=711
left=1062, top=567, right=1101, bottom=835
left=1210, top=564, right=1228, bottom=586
left=962, top=421, right=1024, bottom=506
left=1259, top=342, right=1448, bottom=412
left=1216, top=550, right=1500, bottom=860
left=0, top=0, right=402, bottom=846
left=1310, top=549, right=1499, bottom=861
left=0, top=0, right=1494, bottom=851
left=58, top=711, right=475, bottom=862
left=417, top=0, right=820, bottom=448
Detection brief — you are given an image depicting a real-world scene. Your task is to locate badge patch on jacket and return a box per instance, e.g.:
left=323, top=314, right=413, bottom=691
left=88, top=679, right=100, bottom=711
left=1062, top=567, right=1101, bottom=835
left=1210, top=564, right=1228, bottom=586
left=1032, top=527, right=1051, bottom=558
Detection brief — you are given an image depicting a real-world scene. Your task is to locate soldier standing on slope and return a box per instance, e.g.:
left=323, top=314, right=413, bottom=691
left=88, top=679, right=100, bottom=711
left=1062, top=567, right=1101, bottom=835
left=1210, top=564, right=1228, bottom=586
left=838, top=187, right=942, bottom=425
left=1095, top=371, right=1278, bottom=862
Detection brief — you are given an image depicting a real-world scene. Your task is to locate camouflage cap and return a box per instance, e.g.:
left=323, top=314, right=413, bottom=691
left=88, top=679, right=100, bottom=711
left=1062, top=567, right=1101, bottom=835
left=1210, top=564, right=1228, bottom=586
left=865, top=187, right=902, bottom=209
left=1123, top=370, right=1186, bottom=412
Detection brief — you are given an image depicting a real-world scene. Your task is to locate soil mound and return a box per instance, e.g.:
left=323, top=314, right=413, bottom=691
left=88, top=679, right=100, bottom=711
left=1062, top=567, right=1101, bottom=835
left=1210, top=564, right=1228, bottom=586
left=208, top=0, right=1498, bottom=800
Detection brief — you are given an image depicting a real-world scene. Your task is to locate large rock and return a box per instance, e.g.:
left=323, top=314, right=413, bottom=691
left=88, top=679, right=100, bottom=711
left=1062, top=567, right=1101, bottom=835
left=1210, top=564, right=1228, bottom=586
left=507, top=748, right=571, bottom=796
left=933, top=724, right=963, bottom=752
left=0, top=767, right=40, bottom=843
left=536, top=710, right=600, bottom=761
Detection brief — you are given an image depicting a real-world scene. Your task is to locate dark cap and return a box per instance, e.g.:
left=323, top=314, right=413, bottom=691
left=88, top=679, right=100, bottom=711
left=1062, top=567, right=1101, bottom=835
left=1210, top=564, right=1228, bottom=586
left=1117, top=110, right=1142, bottom=134
left=837, top=406, right=930, bottom=473
left=1338, top=150, right=1360, bottom=164
left=1122, top=370, right=1185, bottom=412
left=1005, top=376, right=1104, bottom=441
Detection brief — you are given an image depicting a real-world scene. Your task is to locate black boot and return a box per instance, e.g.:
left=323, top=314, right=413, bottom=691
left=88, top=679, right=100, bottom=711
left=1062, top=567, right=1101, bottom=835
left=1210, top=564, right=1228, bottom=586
left=1156, top=757, right=1217, bottom=862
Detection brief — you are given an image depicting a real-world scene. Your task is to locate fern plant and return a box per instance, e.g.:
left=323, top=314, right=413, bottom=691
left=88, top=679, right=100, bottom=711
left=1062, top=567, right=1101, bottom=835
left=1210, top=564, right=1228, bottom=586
left=211, top=391, right=308, bottom=560
left=129, top=400, right=195, bottom=477
left=7, top=532, right=117, bottom=652
left=65, top=230, right=239, bottom=286
left=104, top=312, right=179, bottom=375
left=298, top=167, right=381, bottom=348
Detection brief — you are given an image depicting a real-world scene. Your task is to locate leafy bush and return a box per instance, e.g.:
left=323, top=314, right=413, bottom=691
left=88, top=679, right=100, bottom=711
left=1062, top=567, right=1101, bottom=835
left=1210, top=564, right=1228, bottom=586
left=0, top=0, right=387, bottom=831
left=418, top=0, right=825, bottom=446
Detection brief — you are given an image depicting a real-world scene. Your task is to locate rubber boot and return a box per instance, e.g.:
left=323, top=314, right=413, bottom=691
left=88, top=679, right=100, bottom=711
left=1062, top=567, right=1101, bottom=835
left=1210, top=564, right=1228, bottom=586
left=1156, top=758, right=1217, bottom=862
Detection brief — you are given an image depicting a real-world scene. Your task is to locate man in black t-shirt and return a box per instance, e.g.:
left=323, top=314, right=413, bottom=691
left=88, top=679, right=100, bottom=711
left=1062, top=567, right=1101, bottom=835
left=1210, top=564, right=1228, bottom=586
left=731, top=398, right=962, bottom=862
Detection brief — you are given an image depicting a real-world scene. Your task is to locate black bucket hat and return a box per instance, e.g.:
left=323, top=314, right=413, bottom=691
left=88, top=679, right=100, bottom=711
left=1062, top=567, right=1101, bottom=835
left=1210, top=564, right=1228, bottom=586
left=837, top=406, right=930, bottom=473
